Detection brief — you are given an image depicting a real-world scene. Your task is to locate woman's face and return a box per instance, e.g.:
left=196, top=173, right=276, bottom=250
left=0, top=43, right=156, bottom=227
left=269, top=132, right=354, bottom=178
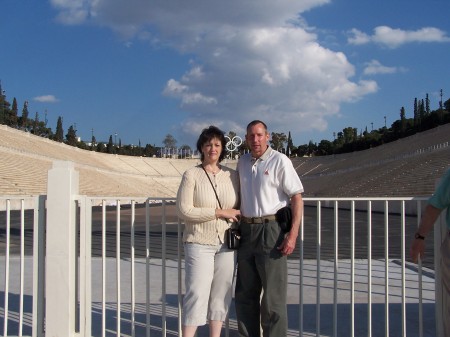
left=202, top=137, right=222, bottom=162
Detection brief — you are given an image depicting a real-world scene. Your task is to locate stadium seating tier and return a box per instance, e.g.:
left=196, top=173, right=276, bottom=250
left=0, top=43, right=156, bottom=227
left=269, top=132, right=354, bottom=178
left=1, top=124, right=449, bottom=197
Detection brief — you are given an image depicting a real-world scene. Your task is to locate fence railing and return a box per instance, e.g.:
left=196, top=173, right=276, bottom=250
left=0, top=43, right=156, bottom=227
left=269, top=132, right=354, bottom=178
left=0, top=161, right=446, bottom=336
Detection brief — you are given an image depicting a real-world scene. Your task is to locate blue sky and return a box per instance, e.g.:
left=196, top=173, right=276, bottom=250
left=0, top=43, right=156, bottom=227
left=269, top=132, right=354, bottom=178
left=1, top=0, right=449, bottom=149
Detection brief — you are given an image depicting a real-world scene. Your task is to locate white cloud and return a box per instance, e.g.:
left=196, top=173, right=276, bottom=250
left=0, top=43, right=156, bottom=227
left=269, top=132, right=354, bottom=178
left=50, top=0, right=92, bottom=25
left=51, top=0, right=380, bottom=138
left=348, top=26, right=450, bottom=48
left=363, top=60, right=407, bottom=76
left=347, top=28, right=370, bottom=45
left=33, top=95, right=59, bottom=103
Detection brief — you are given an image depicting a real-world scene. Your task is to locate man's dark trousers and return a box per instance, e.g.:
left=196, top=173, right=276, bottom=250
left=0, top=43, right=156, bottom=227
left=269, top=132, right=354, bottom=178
left=235, top=219, right=288, bottom=337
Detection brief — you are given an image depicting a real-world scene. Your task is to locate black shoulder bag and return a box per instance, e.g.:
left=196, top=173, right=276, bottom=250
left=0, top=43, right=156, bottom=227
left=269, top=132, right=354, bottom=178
left=201, top=166, right=240, bottom=249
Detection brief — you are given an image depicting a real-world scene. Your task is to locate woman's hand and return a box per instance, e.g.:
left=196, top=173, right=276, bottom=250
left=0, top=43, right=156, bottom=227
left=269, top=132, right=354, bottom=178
left=216, top=208, right=241, bottom=222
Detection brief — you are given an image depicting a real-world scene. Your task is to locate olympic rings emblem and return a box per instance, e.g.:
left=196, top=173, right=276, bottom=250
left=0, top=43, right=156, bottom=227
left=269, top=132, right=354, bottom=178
left=225, top=135, right=243, bottom=152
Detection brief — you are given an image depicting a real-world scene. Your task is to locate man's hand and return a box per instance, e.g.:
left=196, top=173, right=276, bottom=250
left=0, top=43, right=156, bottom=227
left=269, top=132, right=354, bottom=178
left=278, top=232, right=297, bottom=256
left=410, top=237, right=425, bottom=263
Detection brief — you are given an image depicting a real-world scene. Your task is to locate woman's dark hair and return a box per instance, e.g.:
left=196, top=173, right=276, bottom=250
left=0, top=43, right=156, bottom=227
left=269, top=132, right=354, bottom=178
left=196, top=125, right=227, bottom=162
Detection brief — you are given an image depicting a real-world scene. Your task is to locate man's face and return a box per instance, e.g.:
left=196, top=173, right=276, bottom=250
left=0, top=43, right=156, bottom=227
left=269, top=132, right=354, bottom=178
left=245, top=123, right=269, bottom=158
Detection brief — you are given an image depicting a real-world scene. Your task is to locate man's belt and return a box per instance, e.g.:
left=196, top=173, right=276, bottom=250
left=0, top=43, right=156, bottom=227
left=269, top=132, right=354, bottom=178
left=241, top=215, right=277, bottom=224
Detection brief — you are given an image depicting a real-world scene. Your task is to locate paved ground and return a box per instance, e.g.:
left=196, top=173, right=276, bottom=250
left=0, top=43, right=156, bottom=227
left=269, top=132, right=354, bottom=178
left=0, top=256, right=436, bottom=337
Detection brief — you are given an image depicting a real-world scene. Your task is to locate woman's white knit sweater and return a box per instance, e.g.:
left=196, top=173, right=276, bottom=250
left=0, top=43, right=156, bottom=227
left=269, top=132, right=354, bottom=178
left=176, top=165, right=240, bottom=245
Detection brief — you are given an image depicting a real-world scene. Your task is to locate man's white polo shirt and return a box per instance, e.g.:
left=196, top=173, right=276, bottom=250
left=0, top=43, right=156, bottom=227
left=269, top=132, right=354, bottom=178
left=238, top=146, right=304, bottom=218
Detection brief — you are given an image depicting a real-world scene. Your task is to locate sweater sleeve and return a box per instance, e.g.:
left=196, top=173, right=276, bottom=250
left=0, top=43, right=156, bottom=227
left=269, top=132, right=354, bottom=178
left=176, top=167, right=217, bottom=223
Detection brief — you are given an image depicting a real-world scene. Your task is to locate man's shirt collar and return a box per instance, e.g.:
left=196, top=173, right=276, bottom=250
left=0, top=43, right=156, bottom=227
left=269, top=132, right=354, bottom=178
left=252, top=146, right=272, bottom=162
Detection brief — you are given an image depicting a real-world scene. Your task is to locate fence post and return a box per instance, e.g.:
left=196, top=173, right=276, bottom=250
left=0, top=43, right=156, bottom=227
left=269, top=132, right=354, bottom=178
left=32, top=195, right=46, bottom=337
left=45, top=161, right=79, bottom=337
left=433, top=175, right=446, bottom=337
left=434, top=213, right=446, bottom=337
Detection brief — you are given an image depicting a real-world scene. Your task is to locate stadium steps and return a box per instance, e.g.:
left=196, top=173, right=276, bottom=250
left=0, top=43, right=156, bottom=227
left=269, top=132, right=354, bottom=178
left=1, top=123, right=449, bottom=198
left=0, top=149, right=51, bottom=195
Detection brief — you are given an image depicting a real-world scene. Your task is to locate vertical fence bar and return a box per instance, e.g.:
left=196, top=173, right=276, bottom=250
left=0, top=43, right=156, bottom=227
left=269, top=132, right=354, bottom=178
left=417, top=200, right=423, bottom=337
left=116, top=200, right=121, bottom=337
left=178, top=218, right=183, bottom=336
left=19, top=199, right=25, bottom=336
left=3, top=199, right=11, bottom=336
left=145, top=200, right=151, bottom=337
left=367, top=201, right=372, bottom=337
left=316, top=201, right=321, bottom=337
left=384, top=200, right=389, bottom=337
left=161, top=200, right=167, bottom=337
left=434, top=204, right=446, bottom=337
left=299, top=209, right=304, bottom=336
left=333, top=201, right=339, bottom=337
left=350, top=200, right=355, bottom=337
left=102, top=200, right=106, bottom=337
left=80, top=196, right=92, bottom=337
left=400, top=201, right=406, bottom=337
left=32, top=195, right=46, bottom=337
left=131, top=200, right=136, bottom=337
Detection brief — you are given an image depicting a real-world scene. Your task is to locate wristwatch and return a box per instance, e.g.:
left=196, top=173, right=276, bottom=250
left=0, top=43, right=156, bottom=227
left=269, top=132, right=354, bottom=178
left=415, top=232, right=425, bottom=240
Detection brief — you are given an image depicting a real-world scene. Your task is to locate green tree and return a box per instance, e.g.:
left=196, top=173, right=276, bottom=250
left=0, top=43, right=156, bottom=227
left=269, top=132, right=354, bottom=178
left=55, top=116, right=64, bottom=142
left=444, top=98, right=450, bottom=112
left=317, top=140, right=333, bottom=156
left=286, top=131, right=294, bottom=157
left=307, top=140, right=317, bottom=156
left=20, top=101, right=29, bottom=129
left=9, top=97, right=18, bottom=127
left=342, top=127, right=357, bottom=144
left=107, top=135, right=114, bottom=154
left=96, top=142, right=105, bottom=153
left=143, top=144, right=156, bottom=157
left=295, top=144, right=308, bottom=157
left=0, top=81, right=6, bottom=124
left=270, top=132, right=287, bottom=153
left=227, top=131, right=237, bottom=140
left=162, top=134, right=177, bottom=157
left=32, top=112, right=39, bottom=135
left=163, top=134, right=177, bottom=148
left=413, top=98, right=419, bottom=126
left=400, top=106, right=406, bottom=133
left=91, top=134, right=96, bottom=150
left=66, top=125, right=77, bottom=146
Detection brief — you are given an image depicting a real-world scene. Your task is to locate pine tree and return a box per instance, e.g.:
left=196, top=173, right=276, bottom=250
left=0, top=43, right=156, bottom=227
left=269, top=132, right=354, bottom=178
left=91, top=135, right=96, bottom=150
left=400, top=107, right=406, bottom=133
left=55, top=116, right=64, bottom=142
left=66, top=125, right=77, bottom=146
left=286, top=131, right=294, bottom=157
left=33, top=112, right=39, bottom=134
left=21, top=101, right=29, bottom=129
left=413, top=98, right=418, bottom=126
left=9, top=97, right=18, bottom=127
left=0, top=82, right=11, bottom=125
left=107, top=135, right=114, bottom=154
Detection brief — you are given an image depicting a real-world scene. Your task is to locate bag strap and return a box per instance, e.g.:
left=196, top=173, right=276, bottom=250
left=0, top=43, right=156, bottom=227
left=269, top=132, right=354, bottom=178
left=201, top=165, right=222, bottom=209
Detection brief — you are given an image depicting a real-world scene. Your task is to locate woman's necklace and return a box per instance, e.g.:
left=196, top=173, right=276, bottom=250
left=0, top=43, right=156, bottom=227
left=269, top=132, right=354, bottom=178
left=202, top=164, right=221, bottom=175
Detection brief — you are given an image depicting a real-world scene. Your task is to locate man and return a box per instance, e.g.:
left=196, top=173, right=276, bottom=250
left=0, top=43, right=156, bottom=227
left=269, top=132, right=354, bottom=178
left=235, top=120, right=304, bottom=337
left=410, top=168, right=450, bottom=337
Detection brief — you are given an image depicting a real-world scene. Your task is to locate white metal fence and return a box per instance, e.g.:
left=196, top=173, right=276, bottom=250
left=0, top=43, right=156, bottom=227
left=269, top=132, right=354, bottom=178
left=0, top=161, right=447, bottom=336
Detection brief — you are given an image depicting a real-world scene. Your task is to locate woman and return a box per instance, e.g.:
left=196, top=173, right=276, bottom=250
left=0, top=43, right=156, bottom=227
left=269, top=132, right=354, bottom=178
left=176, top=125, right=240, bottom=337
